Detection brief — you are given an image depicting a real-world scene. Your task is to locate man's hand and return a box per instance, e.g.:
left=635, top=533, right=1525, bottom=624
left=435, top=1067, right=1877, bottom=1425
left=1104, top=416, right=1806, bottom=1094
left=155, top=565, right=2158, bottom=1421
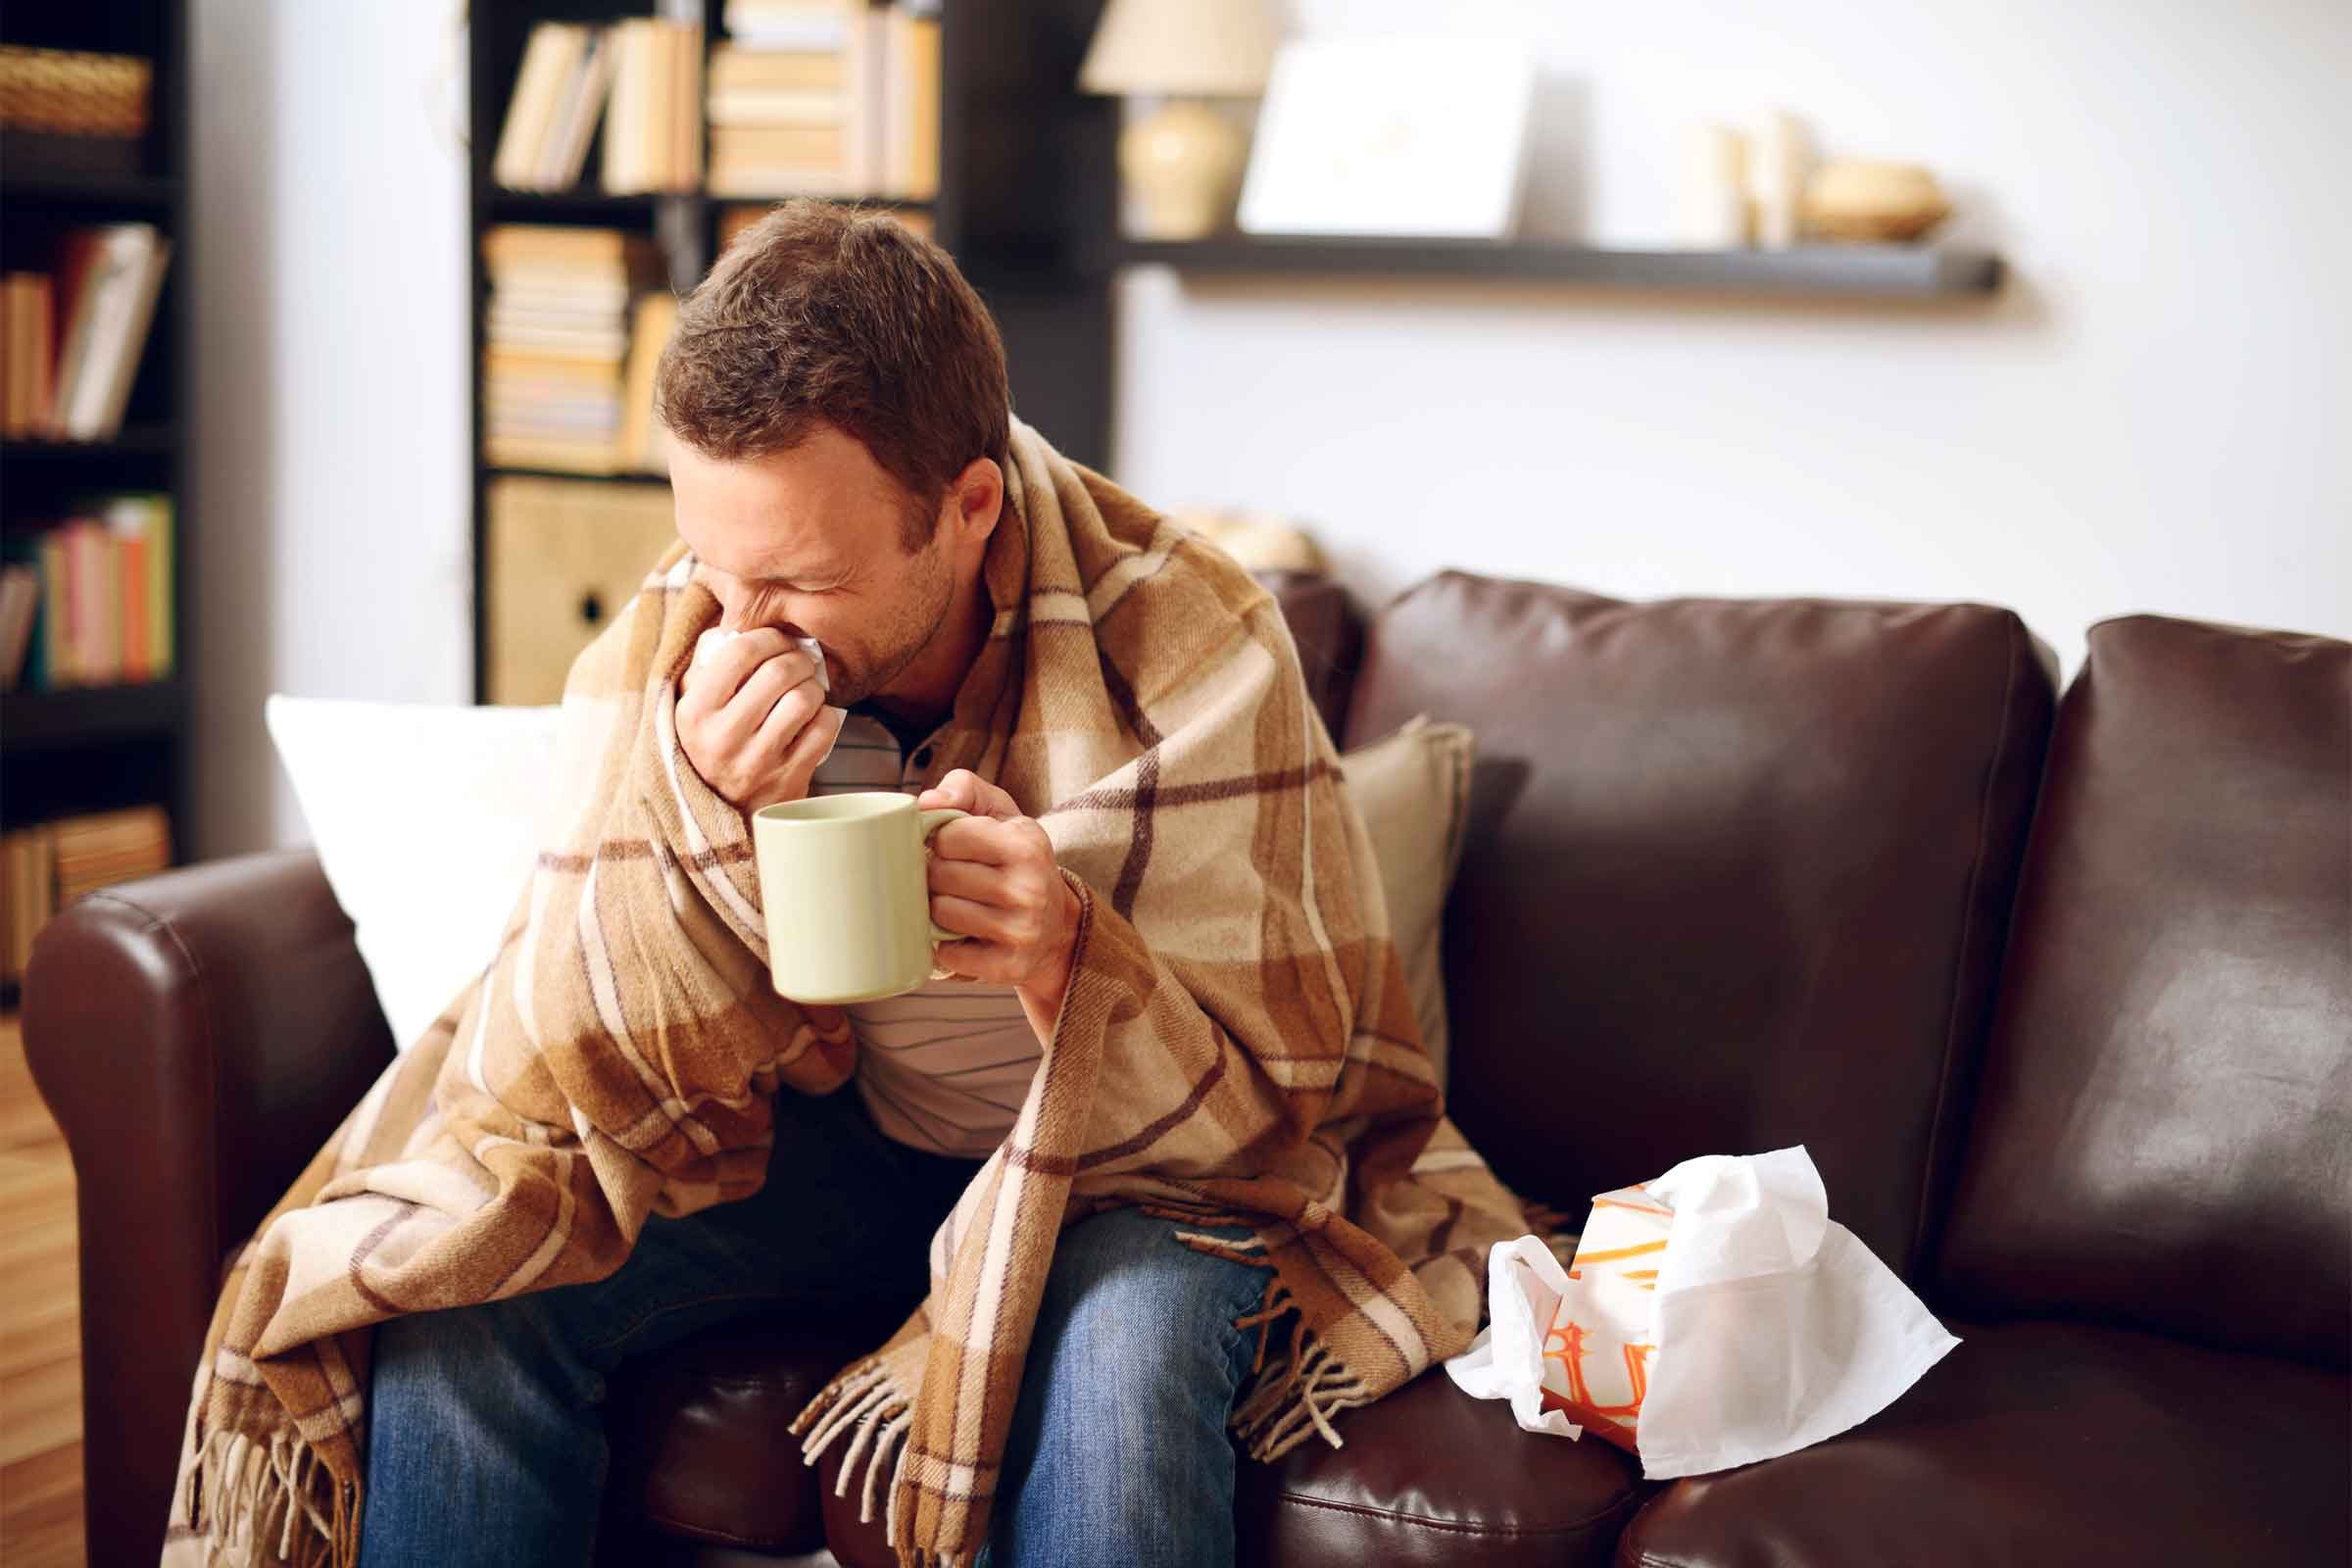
left=676, top=628, right=845, bottom=816
left=919, top=769, right=1082, bottom=1030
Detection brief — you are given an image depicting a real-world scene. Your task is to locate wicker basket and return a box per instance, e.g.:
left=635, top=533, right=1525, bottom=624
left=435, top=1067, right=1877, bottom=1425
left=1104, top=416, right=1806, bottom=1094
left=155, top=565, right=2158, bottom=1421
left=0, top=46, right=152, bottom=139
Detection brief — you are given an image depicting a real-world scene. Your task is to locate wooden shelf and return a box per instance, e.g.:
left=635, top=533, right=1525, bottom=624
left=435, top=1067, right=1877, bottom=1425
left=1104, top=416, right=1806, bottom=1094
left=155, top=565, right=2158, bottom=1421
left=1114, top=237, right=2003, bottom=299
left=488, top=465, right=667, bottom=486
left=2, top=679, right=186, bottom=755
left=484, top=188, right=935, bottom=220
left=0, top=167, right=181, bottom=210
left=2, top=428, right=178, bottom=463
left=486, top=188, right=666, bottom=220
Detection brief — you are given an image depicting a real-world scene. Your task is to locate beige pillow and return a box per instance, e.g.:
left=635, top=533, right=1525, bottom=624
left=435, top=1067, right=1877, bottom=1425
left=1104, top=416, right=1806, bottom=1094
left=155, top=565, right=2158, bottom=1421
left=1339, top=716, right=1474, bottom=1087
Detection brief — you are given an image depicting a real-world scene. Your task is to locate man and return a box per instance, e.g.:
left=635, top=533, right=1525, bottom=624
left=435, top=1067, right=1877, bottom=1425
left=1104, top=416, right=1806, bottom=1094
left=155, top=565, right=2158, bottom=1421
left=360, top=202, right=1282, bottom=1565
left=172, top=200, right=1523, bottom=1568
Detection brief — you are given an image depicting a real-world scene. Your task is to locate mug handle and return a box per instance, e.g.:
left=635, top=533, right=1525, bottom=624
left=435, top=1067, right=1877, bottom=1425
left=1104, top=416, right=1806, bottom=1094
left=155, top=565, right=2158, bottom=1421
left=918, top=808, right=968, bottom=944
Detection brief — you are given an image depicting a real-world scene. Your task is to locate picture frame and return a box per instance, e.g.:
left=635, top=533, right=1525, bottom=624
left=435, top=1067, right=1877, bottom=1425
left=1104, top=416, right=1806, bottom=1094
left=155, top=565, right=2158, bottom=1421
left=1237, top=36, right=1538, bottom=240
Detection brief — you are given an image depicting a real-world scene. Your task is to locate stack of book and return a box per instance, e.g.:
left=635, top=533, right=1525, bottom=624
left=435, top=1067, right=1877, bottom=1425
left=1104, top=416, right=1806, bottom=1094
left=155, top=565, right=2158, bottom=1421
left=1, top=223, right=173, bottom=440
left=0, top=493, right=174, bottom=692
left=618, top=291, right=679, bottom=475
left=1, top=805, right=172, bottom=986
left=709, top=0, right=938, bottom=199
left=491, top=20, right=704, bottom=194
left=483, top=225, right=660, bottom=474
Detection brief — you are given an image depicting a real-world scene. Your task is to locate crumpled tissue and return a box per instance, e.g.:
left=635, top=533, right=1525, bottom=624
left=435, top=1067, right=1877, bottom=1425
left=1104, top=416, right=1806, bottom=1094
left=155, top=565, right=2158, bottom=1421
left=1444, top=1145, right=1958, bottom=1478
left=690, top=627, right=843, bottom=762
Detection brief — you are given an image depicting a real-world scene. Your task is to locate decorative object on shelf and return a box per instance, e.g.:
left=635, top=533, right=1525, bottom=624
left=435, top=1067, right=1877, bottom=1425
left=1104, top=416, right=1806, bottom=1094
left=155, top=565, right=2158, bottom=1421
left=1168, top=508, right=1323, bottom=574
left=1237, top=36, right=1536, bottom=241
left=1079, top=0, right=1279, bottom=241
left=1673, top=123, right=1753, bottom=249
left=0, top=45, right=151, bottom=175
left=1751, top=111, right=1810, bottom=251
left=1803, top=160, right=1951, bottom=243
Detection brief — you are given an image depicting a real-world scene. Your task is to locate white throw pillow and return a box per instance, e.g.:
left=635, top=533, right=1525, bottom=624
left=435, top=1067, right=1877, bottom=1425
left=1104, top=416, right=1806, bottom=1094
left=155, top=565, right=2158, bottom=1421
left=265, top=695, right=569, bottom=1051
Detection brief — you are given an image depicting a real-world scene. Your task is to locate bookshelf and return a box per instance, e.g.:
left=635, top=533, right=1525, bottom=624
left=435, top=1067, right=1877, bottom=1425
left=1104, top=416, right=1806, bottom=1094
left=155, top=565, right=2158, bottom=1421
left=466, top=0, right=1117, bottom=703
left=0, top=0, right=194, bottom=1003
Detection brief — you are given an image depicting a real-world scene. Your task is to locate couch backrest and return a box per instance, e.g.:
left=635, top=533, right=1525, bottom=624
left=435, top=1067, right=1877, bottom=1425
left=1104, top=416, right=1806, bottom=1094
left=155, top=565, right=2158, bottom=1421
left=1256, top=569, right=1362, bottom=741
left=1346, top=572, right=2055, bottom=1279
left=1935, top=615, right=2351, bottom=1366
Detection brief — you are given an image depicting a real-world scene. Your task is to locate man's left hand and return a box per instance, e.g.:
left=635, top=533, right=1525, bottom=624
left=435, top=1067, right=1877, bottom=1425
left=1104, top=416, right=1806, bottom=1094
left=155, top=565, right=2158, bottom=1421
left=919, top=769, right=1081, bottom=1023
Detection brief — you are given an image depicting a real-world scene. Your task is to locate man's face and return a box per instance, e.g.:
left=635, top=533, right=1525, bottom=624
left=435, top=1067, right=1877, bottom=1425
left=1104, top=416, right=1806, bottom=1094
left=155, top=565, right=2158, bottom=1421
left=669, top=424, right=956, bottom=707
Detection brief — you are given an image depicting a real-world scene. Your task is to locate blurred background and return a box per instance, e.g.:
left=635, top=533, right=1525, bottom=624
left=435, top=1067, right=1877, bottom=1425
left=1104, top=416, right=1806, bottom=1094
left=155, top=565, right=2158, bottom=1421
left=2, top=0, right=2350, bottom=992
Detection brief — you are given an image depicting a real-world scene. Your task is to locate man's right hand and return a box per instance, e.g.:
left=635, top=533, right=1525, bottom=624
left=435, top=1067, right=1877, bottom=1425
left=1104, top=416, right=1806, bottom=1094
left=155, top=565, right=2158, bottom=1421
left=675, top=628, right=845, bottom=815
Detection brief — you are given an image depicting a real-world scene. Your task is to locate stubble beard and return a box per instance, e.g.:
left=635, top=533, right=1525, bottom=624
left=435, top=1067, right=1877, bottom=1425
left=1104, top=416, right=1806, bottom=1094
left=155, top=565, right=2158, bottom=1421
left=824, top=529, right=956, bottom=708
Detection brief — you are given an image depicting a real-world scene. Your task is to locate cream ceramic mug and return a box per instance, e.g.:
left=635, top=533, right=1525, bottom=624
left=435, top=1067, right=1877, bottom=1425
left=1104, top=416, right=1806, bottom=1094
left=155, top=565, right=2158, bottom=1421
left=752, top=792, right=967, bottom=1004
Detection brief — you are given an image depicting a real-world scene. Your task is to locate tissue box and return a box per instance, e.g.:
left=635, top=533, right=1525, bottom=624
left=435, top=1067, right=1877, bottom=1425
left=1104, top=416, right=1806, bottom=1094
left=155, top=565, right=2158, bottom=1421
left=1539, top=1182, right=1674, bottom=1451
left=1448, top=1147, right=1959, bottom=1478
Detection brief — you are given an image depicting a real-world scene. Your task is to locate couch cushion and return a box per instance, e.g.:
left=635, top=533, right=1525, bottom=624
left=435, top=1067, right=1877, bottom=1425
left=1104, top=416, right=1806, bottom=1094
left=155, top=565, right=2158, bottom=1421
left=1345, top=574, right=2055, bottom=1278
left=1236, top=1369, right=1645, bottom=1568
left=605, top=1313, right=871, bottom=1554
left=818, top=1368, right=1643, bottom=1568
left=1612, top=1320, right=2350, bottom=1568
left=1935, top=615, right=2352, bottom=1367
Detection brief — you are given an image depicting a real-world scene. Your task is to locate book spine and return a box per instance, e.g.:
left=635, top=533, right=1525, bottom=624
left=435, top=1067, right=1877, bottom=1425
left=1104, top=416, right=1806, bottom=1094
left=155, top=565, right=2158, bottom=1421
left=121, top=530, right=149, bottom=681
left=38, top=532, right=71, bottom=686
left=151, top=501, right=173, bottom=677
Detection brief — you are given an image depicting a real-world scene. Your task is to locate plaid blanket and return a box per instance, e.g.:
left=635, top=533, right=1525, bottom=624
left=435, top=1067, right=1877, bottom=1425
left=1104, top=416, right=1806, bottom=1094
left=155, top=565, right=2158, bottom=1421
left=164, top=418, right=1532, bottom=1568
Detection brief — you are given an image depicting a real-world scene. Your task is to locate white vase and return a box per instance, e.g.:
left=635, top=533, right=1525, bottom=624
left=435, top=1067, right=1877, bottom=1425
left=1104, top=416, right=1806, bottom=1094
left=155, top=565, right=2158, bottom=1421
left=1121, top=99, right=1248, bottom=241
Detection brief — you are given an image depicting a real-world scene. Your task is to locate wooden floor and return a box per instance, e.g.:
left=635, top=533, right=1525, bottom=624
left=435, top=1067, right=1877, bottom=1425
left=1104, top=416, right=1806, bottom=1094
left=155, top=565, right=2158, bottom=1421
left=0, top=1011, right=84, bottom=1568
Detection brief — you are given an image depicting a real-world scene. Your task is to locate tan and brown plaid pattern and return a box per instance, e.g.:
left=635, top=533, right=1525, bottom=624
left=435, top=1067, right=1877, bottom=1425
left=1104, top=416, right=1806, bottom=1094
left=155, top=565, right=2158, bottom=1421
left=161, top=419, right=1531, bottom=1568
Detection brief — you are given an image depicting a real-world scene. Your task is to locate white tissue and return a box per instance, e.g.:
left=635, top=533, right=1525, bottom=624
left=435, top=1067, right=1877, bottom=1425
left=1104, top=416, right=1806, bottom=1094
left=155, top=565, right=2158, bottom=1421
left=692, top=627, right=829, bottom=694
left=1445, top=1146, right=1959, bottom=1479
left=688, top=628, right=843, bottom=768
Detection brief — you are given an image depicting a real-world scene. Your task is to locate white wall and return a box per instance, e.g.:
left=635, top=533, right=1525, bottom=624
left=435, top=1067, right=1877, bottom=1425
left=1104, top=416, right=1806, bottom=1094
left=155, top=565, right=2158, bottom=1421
left=190, top=1, right=471, bottom=858
left=1111, top=0, right=2352, bottom=674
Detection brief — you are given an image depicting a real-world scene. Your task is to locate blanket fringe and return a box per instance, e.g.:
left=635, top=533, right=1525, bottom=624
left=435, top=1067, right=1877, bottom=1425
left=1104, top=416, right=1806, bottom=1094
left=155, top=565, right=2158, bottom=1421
left=175, top=1422, right=352, bottom=1567
left=1231, top=1324, right=1374, bottom=1464
left=793, top=1356, right=916, bottom=1530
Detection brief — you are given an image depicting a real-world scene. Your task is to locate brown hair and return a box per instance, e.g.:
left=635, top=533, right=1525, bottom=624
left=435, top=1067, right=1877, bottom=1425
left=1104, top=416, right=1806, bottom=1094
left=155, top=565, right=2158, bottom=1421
left=654, top=200, right=1010, bottom=551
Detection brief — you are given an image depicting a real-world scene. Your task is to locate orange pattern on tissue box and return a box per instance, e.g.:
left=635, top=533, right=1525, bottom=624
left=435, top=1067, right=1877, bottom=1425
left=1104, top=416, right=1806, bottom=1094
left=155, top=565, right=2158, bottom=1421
left=1541, top=1183, right=1674, bottom=1453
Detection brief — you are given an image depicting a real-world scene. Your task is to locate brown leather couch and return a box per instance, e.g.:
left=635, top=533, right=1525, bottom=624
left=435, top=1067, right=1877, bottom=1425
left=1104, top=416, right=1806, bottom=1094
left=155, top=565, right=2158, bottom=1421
left=25, top=571, right=2349, bottom=1568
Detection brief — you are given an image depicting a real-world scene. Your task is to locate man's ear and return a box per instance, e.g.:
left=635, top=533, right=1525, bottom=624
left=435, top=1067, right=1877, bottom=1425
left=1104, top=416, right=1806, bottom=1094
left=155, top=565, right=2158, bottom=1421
left=951, top=456, right=1004, bottom=545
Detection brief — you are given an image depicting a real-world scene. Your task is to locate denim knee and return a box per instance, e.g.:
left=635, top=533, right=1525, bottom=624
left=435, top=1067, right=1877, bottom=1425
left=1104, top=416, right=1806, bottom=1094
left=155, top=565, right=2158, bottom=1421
left=981, top=1209, right=1270, bottom=1568
left=370, top=1290, right=607, bottom=1417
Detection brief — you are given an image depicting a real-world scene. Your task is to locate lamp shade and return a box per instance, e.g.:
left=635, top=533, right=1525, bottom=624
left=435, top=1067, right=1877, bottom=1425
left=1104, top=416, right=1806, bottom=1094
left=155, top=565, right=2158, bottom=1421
left=1078, top=0, right=1278, bottom=97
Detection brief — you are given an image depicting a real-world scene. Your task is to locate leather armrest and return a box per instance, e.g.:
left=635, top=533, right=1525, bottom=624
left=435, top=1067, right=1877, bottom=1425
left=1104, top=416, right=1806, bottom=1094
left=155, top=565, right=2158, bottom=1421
left=22, top=849, right=394, bottom=1568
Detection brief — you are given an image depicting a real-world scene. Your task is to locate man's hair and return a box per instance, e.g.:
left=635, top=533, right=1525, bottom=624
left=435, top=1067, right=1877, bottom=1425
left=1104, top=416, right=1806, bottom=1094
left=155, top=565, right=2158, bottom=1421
left=654, top=200, right=1010, bottom=551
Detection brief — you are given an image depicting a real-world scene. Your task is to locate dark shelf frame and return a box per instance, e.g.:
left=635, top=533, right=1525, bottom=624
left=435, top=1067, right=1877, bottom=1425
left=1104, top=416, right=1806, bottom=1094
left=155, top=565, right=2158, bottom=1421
left=1, top=678, right=186, bottom=754
left=1115, top=237, right=2003, bottom=299
left=0, top=0, right=194, bottom=868
left=2, top=425, right=178, bottom=461
left=0, top=168, right=181, bottom=209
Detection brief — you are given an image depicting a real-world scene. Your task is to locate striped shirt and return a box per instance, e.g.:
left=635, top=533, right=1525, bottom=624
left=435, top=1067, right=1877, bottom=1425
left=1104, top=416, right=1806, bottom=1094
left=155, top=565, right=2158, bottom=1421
left=808, top=709, right=1041, bottom=1157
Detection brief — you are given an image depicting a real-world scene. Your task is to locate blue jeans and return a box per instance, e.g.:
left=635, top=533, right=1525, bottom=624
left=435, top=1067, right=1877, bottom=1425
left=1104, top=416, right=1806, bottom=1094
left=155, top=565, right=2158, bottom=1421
left=357, top=1085, right=1269, bottom=1567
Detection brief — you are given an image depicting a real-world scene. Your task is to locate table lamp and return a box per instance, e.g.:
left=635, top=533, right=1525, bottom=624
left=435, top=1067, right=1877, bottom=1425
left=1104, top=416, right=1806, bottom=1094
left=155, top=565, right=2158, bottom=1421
left=1078, top=0, right=1278, bottom=240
